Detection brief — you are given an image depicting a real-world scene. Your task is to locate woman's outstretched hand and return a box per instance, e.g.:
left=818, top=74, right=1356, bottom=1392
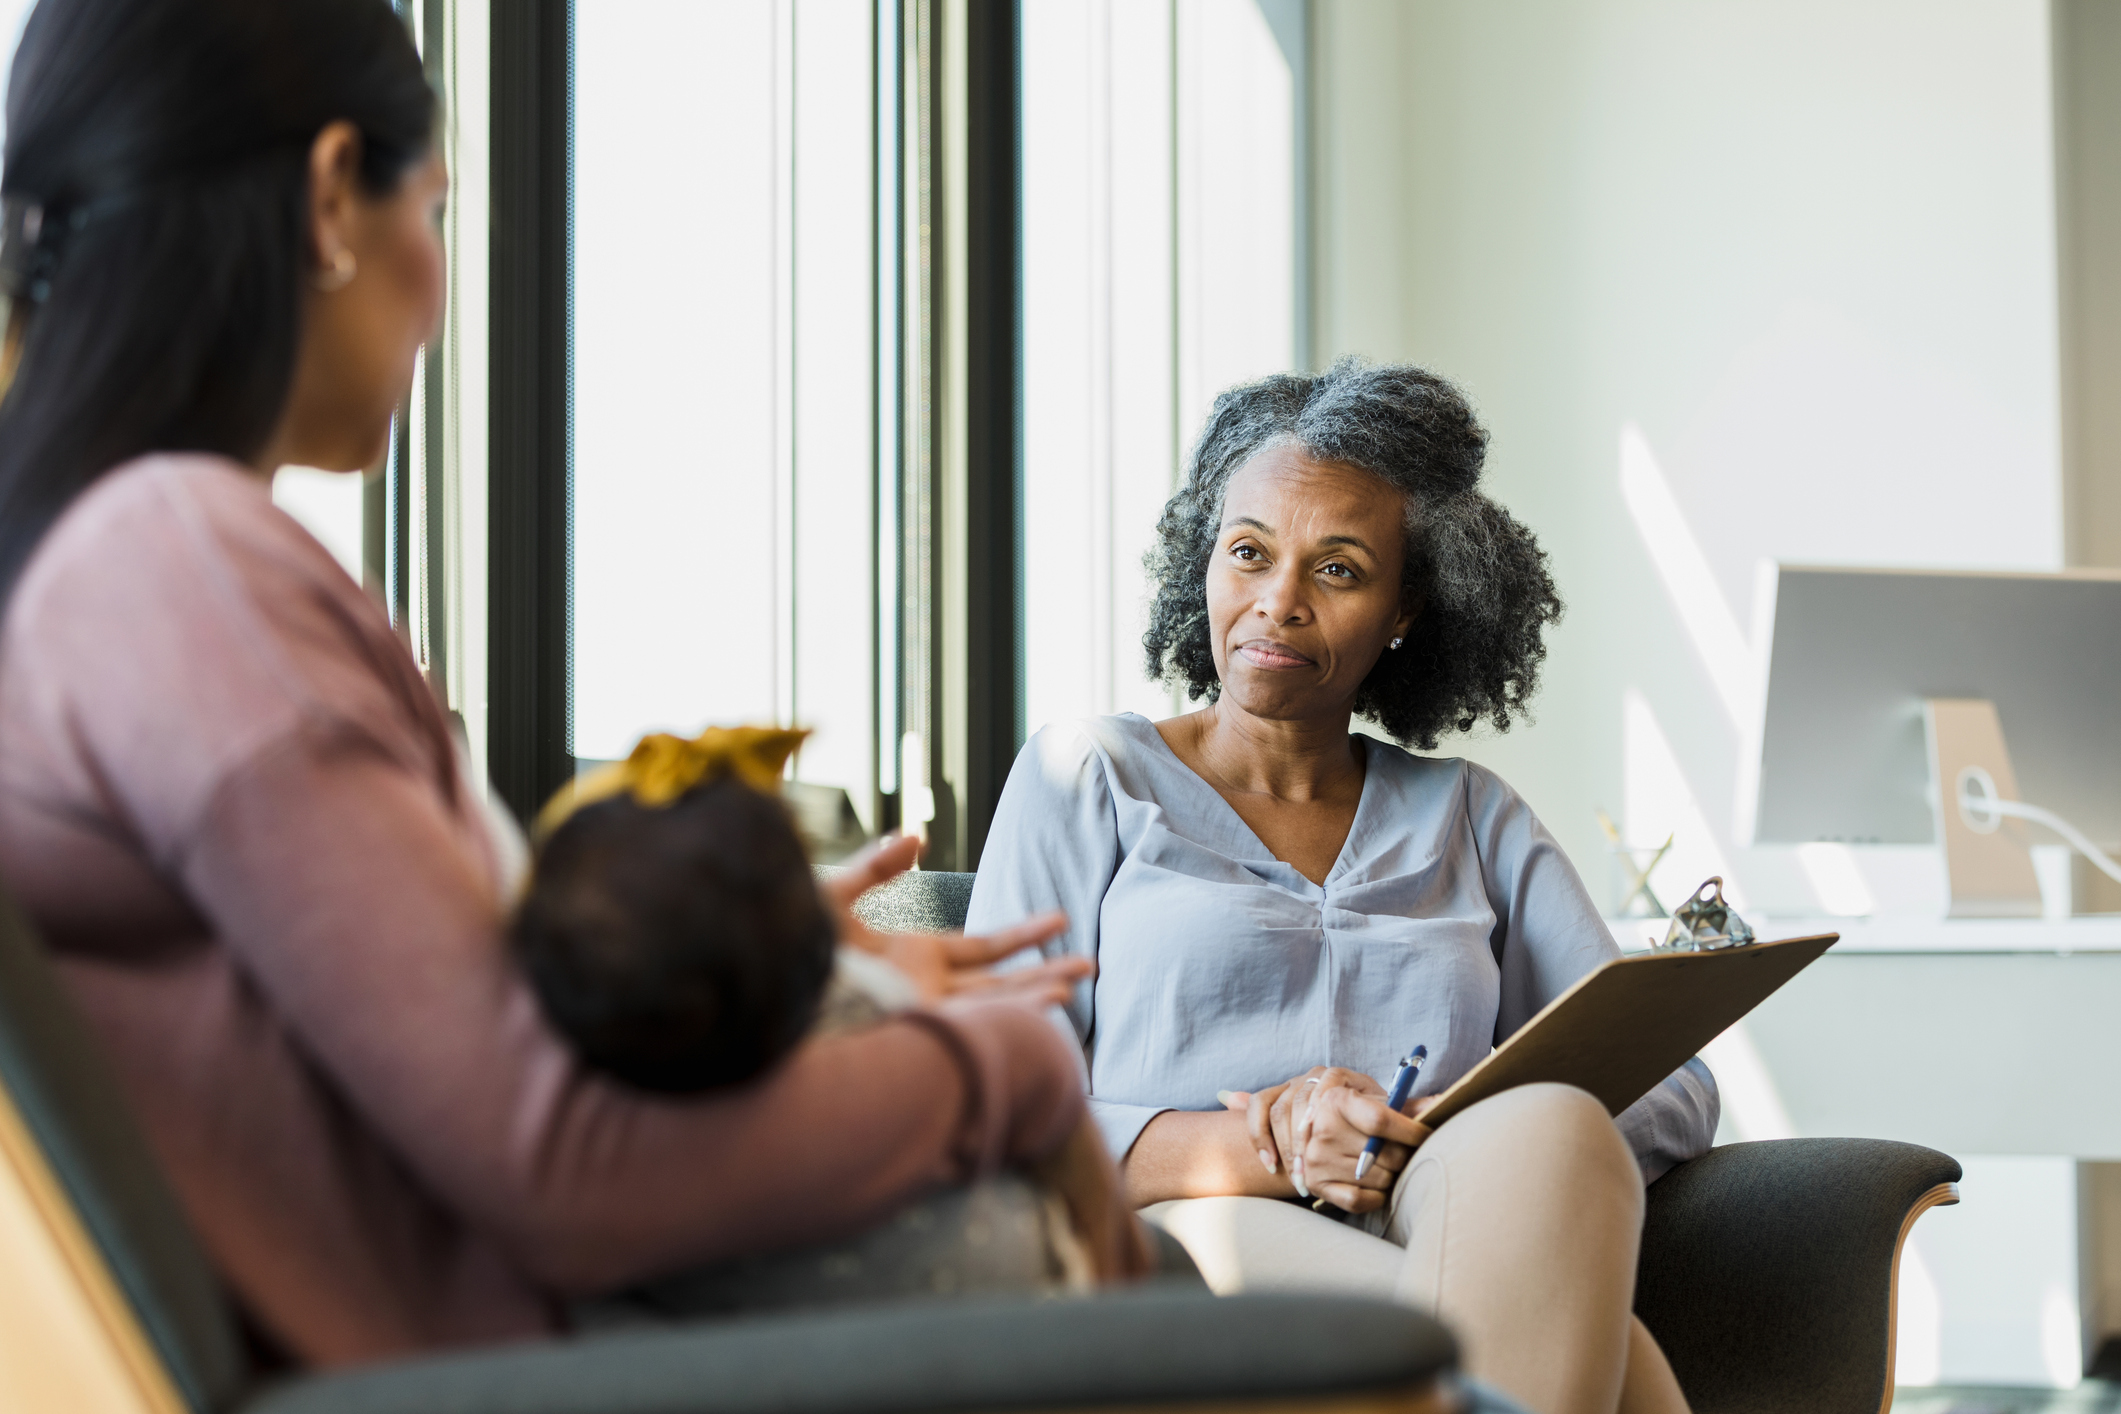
left=826, top=842, right=1147, bottom=1280
left=1219, top=1066, right=1434, bottom=1215
left=823, top=835, right=1093, bottom=1008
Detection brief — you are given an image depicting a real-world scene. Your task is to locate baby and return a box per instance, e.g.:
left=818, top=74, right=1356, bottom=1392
left=512, top=727, right=912, bottom=1094
left=517, top=728, right=1098, bottom=1307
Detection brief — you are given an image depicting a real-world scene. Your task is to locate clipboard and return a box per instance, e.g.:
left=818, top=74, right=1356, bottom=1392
left=1417, top=932, right=1838, bottom=1130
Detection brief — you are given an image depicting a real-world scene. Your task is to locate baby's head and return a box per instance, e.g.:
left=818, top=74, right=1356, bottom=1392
left=513, top=730, right=834, bottom=1094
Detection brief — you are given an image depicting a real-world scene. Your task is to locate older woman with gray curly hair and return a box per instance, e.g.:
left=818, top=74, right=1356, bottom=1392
left=967, top=359, right=1718, bottom=1414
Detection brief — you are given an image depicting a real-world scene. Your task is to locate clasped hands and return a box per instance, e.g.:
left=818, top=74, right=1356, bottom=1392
left=1219, top=1067, right=1437, bottom=1216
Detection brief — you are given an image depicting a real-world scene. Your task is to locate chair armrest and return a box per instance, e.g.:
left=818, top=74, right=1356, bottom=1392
left=241, top=1289, right=1457, bottom=1414
left=1635, top=1138, right=1961, bottom=1414
left=835, top=868, right=976, bottom=934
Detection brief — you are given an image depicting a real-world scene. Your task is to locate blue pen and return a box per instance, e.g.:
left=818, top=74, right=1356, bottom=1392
left=1354, top=1045, right=1428, bottom=1182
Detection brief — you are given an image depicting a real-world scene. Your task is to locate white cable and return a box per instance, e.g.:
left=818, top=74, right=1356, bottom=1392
left=1956, top=766, right=2121, bottom=886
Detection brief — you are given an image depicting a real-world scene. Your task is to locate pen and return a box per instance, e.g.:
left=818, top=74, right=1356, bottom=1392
left=1354, top=1045, right=1428, bottom=1183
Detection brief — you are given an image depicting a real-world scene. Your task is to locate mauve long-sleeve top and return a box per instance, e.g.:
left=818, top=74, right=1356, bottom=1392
left=0, top=454, right=1085, bottom=1367
left=965, top=713, right=1719, bottom=1181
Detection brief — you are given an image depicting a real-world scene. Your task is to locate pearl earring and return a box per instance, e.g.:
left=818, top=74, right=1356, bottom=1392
left=1389, top=637, right=1403, bottom=650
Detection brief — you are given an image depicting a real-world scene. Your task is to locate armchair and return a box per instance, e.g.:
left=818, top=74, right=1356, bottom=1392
left=851, top=870, right=1964, bottom=1414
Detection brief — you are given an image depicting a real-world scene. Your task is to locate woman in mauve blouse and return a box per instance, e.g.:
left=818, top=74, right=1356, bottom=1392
left=969, top=361, right=1717, bottom=1414
left=0, top=0, right=1141, bottom=1368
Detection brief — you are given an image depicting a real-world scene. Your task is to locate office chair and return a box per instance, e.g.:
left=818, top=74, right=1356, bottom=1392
left=0, top=884, right=1461, bottom=1414
left=852, top=871, right=1964, bottom=1414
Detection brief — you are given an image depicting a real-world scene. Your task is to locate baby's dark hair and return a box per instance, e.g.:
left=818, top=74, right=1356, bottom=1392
left=512, top=775, right=835, bottom=1094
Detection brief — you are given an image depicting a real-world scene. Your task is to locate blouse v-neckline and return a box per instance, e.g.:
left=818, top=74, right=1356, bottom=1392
left=1133, top=714, right=1380, bottom=891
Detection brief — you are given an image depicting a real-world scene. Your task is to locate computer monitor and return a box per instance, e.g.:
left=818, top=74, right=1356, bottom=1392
left=1751, top=565, right=2121, bottom=847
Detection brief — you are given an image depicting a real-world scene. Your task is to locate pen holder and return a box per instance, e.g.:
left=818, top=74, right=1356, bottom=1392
left=1658, top=876, right=1756, bottom=952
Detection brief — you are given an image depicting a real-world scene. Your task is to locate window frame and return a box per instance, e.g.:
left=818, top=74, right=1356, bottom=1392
left=472, top=0, right=1306, bottom=861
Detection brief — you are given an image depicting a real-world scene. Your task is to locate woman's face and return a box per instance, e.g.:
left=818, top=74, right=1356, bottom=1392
left=1205, top=444, right=1415, bottom=726
left=269, top=127, right=448, bottom=473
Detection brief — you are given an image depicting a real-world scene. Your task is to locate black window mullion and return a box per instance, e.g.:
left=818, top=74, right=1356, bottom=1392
left=488, top=0, right=573, bottom=822
left=960, top=0, right=1021, bottom=868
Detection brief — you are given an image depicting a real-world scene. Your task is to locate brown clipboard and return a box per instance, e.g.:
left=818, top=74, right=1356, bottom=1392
left=1417, top=932, right=1839, bottom=1130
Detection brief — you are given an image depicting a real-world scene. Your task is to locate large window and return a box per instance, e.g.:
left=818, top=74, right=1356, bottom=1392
left=570, top=0, right=874, bottom=846
left=1019, top=0, right=1306, bottom=739
left=469, top=0, right=1309, bottom=865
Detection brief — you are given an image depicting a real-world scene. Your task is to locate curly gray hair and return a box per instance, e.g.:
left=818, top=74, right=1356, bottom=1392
left=1142, top=358, right=1562, bottom=749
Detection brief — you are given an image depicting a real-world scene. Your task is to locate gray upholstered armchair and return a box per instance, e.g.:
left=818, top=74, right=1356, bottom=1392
left=850, top=870, right=1963, bottom=1414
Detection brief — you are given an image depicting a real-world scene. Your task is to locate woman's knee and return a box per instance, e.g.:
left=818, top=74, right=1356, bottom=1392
left=1387, top=1084, right=1650, bottom=1340
left=1489, top=1081, right=1615, bottom=1130
left=1426, top=1084, right=1640, bottom=1204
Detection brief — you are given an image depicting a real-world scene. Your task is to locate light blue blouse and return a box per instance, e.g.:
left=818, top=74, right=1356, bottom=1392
left=965, top=713, right=1719, bottom=1182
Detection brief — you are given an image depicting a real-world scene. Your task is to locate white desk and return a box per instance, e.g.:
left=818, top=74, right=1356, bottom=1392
left=1609, top=914, right=2121, bottom=954
left=1604, top=916, right=2121, bottom=1156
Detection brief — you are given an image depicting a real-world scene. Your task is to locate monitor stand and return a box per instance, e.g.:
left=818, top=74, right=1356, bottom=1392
left=1925, top=698, right=2043, bottom=918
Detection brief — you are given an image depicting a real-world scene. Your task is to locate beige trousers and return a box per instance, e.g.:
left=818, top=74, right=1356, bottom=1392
left=1143, top=1083, right=1689, bottom=1414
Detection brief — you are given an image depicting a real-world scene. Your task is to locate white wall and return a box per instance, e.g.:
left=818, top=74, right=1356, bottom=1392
left=1915, top=1157, right=2086, bottom=1387
left=1313, top=0, right=2075, bottom=1385
left=1315, top=0, right=2063, bottom=916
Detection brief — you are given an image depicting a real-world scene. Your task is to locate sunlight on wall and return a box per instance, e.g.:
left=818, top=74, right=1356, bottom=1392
left=1621, top=688, right=1744, bottom=908
left=1698, top=1020, right=1794, bottom=1142
left=1617, top=424, right=1761, bottom=732
left=1618, top=424, right=1786, bottom=848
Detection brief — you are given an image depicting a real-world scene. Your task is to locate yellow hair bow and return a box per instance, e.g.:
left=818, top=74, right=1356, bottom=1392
left=533, top=725, right=810, bottom=841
